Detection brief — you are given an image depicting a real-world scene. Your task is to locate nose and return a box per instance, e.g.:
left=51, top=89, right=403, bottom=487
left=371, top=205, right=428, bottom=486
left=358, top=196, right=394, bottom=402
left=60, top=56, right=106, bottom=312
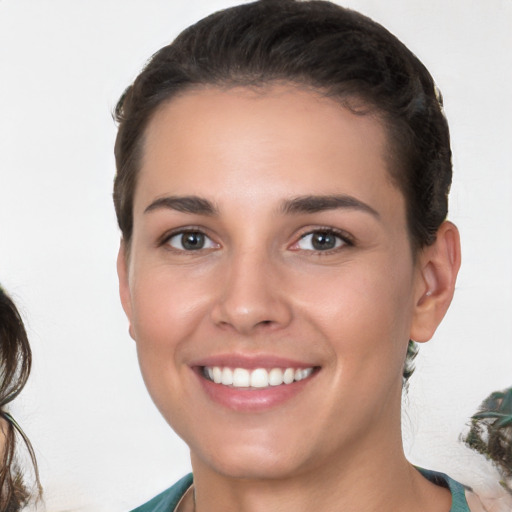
left=210, top=250, right=293, bottom=335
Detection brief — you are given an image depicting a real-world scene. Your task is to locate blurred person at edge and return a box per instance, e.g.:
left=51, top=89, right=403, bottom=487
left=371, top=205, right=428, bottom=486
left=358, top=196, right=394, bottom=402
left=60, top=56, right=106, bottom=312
left=462, top=386, right=512, bottom=512
left=0, top=286, right=41, bottom=511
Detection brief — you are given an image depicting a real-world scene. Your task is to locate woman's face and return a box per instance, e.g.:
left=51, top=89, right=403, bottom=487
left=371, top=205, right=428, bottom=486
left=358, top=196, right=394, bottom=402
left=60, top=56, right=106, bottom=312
left=119, top=85, right=427, bottom=479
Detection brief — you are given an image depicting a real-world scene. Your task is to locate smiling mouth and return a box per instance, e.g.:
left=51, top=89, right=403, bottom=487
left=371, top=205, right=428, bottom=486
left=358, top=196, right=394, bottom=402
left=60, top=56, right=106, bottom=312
left=202, top=366, right=316, bottom=389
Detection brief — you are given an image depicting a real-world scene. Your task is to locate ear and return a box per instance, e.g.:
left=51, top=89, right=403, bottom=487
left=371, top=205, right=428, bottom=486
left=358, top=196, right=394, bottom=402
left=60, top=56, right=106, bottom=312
left=117, top=240, right=135, bottom=340
left=410, top=221, right=461, bottom=343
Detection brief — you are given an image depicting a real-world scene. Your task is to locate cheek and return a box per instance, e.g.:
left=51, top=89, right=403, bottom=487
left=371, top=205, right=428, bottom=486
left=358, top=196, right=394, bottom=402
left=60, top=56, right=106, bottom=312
left=129, top=266, right=211, bottom=358
left=294, top=257, right=415, bottom=371
left=128, top=267, right=208, bottom=421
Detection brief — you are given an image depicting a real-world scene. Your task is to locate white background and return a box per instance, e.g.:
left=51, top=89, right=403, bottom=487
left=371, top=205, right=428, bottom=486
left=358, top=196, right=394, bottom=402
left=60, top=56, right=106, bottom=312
left=0, top=1, right=511, bottom=510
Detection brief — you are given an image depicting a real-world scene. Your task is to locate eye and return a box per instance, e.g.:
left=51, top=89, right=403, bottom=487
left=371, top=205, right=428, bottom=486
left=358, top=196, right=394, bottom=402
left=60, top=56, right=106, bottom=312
left=166, top=231, right=218, bottom=251
left=294, top=229, right=349, bottom=252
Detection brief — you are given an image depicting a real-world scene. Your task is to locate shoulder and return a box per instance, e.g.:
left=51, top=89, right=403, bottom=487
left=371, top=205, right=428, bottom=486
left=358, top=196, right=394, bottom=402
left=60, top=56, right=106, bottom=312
left=130, top=474, right=193, bottom=512
left=418, top=468, right=471, bottom=512
left=418, top=468, right=512, bottom=512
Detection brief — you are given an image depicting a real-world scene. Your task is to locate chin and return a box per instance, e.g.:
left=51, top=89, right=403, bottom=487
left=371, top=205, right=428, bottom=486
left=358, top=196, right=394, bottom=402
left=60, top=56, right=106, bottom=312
left=187, top=425, right=328, bottom=482
left=196, top=447, right=308, bottom=481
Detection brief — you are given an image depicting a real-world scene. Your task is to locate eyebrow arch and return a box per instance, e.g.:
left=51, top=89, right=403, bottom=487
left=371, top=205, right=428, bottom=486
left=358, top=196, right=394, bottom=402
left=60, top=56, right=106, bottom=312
left=144, top=195, right=218, bottom=216
left=281, top=194, right=380, bottom=218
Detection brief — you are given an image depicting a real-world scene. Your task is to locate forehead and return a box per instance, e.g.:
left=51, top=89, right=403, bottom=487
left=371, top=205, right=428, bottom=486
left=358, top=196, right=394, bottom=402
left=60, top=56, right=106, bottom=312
left=137, top=85, right=403, bottom=220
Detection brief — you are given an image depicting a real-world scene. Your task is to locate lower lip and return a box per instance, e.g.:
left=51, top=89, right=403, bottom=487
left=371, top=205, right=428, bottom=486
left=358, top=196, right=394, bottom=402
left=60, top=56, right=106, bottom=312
left=195, top=368, right=318, bottom=412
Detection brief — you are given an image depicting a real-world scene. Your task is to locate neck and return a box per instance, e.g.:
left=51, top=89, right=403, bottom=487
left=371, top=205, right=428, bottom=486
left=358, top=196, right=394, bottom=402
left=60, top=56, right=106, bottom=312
left=190, top=424, right=451, bottom=512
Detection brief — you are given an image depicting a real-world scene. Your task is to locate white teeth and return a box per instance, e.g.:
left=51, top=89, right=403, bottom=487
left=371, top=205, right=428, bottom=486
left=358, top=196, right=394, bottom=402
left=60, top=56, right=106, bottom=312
left=233, top=368, right=250, bottom=387
left=269, top=368, right=284, bottom=386
left=295, top=368, right=313, bottom=381
left=204, top=366, right=315, bottom=388
left=250, top=368, right=269, bottom=388
left=212, top=366, right=222, bottom=384
left=221, top=367, right=233, bottom=385
left=283, top=368, right=295, bottom=384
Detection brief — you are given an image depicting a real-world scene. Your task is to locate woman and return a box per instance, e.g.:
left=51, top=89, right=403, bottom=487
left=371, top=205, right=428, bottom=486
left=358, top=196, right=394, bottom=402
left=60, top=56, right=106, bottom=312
left=0, top=286, right=41, bottom=511
left=114, top=1, right=465, bottom=510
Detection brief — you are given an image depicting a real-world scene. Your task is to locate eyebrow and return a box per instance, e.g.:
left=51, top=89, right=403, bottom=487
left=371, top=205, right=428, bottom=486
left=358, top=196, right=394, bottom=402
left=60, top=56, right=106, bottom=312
left=281, top=194, right=380, bottom=218
left=143, top=194, right=379, bottom=218
left=144, top=196, right=218, bottom=215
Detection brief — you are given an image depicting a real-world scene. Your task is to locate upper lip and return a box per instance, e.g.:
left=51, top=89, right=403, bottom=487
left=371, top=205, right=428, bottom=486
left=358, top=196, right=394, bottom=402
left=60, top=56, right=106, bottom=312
left=190, top=353, right=319, bottom=370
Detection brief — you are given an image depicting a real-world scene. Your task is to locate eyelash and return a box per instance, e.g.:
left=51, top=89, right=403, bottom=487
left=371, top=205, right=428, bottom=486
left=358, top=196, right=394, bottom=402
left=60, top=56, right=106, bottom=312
left=159, top=226, right=354, bottom=254
left=290, top=227, right=354, bottom=255
left=159, top=227, right=219, bottom=252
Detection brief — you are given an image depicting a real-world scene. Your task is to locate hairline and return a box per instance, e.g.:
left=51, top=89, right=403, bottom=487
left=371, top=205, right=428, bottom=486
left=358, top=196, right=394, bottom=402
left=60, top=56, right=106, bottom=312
left=120, top=79, right=418, bottom=257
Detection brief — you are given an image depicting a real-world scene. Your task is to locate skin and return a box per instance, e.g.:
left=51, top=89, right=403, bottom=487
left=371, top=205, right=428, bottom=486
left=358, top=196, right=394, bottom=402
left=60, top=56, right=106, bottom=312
left=118, top=85, right=461, bottom=512
left=0, top=417, right=6, bottom=459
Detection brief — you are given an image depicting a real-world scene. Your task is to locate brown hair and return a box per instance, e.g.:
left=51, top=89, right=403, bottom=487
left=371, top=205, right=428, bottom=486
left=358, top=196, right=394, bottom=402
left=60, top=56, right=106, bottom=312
left=0, top=286, right=41, bottom=510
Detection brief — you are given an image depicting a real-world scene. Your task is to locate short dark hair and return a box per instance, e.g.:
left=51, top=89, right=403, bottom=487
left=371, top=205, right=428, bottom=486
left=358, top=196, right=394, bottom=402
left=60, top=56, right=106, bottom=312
left=113, top=0, right=453, bottom=383
left=114, top=0, right=451, bottom=252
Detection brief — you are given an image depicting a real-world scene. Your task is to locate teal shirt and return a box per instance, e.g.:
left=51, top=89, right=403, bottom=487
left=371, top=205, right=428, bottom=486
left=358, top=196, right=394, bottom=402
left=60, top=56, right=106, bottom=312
left=130, top=474, right=193, bottom=512
left=419, top=468, right=471, bottom=512
left=130, top=470, right=470, bottom=512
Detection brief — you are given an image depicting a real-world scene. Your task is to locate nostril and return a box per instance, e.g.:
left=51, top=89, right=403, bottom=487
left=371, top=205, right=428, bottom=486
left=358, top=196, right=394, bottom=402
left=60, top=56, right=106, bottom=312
left=210, top=287, right=293, bottom=333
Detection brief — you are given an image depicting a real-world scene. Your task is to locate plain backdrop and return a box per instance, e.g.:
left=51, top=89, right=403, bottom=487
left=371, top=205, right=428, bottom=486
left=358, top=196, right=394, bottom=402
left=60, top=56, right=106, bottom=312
left=0, top=1, right=511, bottom=510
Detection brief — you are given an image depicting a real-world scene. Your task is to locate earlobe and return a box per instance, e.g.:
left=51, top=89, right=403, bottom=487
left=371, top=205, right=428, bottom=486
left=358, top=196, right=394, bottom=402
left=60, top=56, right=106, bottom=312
left=410, top=221, right=461, bottom=343
left=117, top=240, right=135, bottom=339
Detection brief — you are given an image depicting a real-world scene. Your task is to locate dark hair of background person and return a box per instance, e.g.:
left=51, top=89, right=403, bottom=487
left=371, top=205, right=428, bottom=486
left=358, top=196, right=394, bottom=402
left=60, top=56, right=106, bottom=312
left=463, top=387, right=512, bottom=494
left=113, top=0, right=452, bottom=382
left=0, top=286, right=41, bottom=511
